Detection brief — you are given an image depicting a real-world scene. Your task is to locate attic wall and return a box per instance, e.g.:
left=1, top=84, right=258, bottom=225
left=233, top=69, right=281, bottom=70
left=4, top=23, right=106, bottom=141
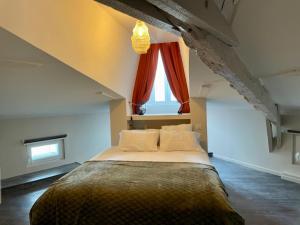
left=109, top=99, right=128, bottom=146
left=0, top=0, right=139, bottom=112
left=207, top=103, right=300, bottom=183
left=190, top=98, right=207, bottom=151
left=0, top=108, right=110, bottom=179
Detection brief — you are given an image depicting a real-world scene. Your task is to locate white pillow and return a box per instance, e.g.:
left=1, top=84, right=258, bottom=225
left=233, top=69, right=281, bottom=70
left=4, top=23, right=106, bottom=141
left=118, top=130, right=159, bottom=152
left=161, top=124, right=192, bottom=131
left=160, top=130, right=199, bottom=151
left=145, top=129, right=160, bottom=134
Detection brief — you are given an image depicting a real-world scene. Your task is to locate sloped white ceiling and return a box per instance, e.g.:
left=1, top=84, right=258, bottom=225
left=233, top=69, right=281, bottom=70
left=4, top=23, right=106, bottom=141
left=0, top=28, right=120, bottom=119
left=232, top=0, right=300, bottom=114
left=0, top=0, right=140, bottom=112
left=5, top=0, right=294, bottom=116
left=94, top=1, right=300, bottom=114
left=189, top=50, right=248, bottom=108
left=0, top=0, right=190, bottom=118
left=0, top=0, right=189, bottom=117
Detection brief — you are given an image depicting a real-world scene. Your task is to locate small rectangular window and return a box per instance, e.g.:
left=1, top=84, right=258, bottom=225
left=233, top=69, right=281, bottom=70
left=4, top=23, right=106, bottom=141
left=26, top=139, right=65, bottom=166
left=154, top=55, right=166, bottom=102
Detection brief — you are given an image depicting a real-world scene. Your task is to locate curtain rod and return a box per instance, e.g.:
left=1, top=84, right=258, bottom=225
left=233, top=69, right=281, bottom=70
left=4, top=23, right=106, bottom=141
left=23, top=134, right=67, bottom=145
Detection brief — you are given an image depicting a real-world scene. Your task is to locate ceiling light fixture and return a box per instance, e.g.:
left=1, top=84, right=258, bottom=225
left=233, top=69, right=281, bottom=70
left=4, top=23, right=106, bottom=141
left=131, top=20, right=150, bottom=54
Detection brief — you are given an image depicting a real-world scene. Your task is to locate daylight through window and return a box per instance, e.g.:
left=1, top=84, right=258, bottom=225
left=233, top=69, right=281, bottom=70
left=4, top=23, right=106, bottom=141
left=145, top=51, right=179, bottom=114
left=27, top=139, right=65, bottom=166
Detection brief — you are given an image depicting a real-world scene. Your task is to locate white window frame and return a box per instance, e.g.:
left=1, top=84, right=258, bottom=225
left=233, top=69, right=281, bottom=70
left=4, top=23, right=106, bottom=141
left=26, top=138, right=65, bottom=167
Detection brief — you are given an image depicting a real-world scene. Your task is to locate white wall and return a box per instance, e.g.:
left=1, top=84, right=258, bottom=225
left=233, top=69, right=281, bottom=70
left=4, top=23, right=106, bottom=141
left=0, top=0, right=139, bottom=112
left=109, top=99, right=128, bottom=146
left=190, top=98, right=207, bottom=151
left=207, top=103, right=300, bottom=182
left=0, top=107, right=111, bottom=179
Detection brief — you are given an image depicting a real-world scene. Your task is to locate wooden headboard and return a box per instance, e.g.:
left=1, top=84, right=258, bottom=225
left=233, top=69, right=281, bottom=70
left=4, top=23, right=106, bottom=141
left=126, top=112, right=207, bottom=152
left=127, top=115, right=191, bottom=130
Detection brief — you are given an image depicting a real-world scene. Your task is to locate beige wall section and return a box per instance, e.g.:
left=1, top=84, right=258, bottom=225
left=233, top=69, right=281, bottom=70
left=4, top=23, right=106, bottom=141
left=0, top=109, right=111, bottom=179
left=190, top=98, right=208, bottom=151
left=0, top=0, right=139, bottom=111
left=207, top=103, right=300, bottom=182
left=109, top=99, right=128, bottom=146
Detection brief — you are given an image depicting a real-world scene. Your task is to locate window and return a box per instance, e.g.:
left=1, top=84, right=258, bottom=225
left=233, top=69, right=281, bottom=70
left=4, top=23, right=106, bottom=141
left=27, top=139, right=65, bottom=166
left=145, top=51, right=180, bottom=114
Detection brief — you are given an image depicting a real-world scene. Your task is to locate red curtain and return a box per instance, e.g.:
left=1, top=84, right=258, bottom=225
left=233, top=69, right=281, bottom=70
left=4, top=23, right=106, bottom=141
left=160, top=42, right=190, bottom=113
left=131, top=44, right=160, bottom=114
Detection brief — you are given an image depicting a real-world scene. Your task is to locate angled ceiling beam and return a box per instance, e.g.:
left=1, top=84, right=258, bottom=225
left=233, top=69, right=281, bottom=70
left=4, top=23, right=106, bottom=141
left=168, top=17, right=280, bottom=124
left=95, top=0, right=280, bottom=125
left=146, top=0, right=239, bottom=46
left=97, top=0, right=179, bottom=35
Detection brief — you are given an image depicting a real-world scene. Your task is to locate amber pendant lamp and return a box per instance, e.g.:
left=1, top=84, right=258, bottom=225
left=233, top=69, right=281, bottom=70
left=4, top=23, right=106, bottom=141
left=131, top=20, right=151, bottom=54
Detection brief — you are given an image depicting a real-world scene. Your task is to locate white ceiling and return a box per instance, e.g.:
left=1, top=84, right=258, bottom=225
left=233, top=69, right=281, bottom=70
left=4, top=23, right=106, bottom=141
left=185, top=0, right=300, bottom=112
left=3, top=0, right=298, bottom=118
left=0, top=6, right=182, bottom=120
left=232, top=0, right=300, bottom=114
left=0, top=28, right=120, bottom=119
left=189, top=50, right=249, bottom=108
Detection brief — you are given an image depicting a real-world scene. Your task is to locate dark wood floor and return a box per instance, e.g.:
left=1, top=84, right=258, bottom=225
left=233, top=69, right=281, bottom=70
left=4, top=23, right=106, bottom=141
left=2, top=162, right=79, bottom=189
left=212, top=158, right=300, bottom=225
left=0, top=158, right=299, bottom=225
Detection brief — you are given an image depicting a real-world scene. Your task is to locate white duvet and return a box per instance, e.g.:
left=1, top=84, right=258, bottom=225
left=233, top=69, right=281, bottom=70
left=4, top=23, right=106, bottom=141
left=90, top=146, right=211, bottom=165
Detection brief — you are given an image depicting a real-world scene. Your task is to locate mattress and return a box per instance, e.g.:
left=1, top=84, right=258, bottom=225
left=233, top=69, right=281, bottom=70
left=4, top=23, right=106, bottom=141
left=90, top=146, right=211, bottom=165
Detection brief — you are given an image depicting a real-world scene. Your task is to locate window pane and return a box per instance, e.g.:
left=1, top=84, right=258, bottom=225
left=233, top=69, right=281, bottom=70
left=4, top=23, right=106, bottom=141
left=170, top=92, right=177, bottom=101
left=145, top=50, right=180, bottom=114
left=154, top=53, right=165, bottom=102
left=31, top=143, right=59, bottom=161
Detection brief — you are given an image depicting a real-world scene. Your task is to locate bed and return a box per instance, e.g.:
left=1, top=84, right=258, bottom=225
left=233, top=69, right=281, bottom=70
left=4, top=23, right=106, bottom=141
left=30, top=129, right=244, bottom=225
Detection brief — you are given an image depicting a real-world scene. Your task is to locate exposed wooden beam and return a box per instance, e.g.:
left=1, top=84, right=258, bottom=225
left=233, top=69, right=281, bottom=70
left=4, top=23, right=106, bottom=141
left=175, top=21, right=279, bottom=123
left=97, top=0, right=179, bottom=35
left=95, top=0, right=280, bottom=125
left=146, top=0, right=239, bottom=46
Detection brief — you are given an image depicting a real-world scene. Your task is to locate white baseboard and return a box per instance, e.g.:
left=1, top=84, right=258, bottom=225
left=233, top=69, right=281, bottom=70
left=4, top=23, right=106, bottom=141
left=214, top=154, right=281, bottom=176
left=214, top=154, right=300, bottom=184
left=281, top=173, right=300, bottom=184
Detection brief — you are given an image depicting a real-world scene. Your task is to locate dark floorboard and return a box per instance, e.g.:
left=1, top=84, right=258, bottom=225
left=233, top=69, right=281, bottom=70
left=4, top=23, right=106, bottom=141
left=2, top=162, right=80, bottom=189
left=0, top=158, right=299, bottom=225
left=211, top=158, right=300, bottom=225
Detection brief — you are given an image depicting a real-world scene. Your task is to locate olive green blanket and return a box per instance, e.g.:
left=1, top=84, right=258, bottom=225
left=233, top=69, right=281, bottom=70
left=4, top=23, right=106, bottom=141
left=30, top=161, right=244, bottom=225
